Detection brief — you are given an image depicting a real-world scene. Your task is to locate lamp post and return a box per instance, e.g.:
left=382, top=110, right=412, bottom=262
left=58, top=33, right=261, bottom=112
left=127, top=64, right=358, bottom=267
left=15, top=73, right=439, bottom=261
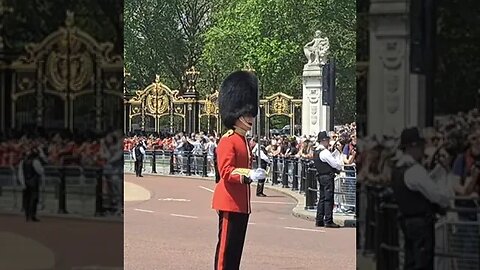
left=242, top=63, right=260, bottom=169
left=185, top=66, right=200, bottom=93
left=123, top=68, right=131, bottom=133
left=183, top=66, right=200, bottom=133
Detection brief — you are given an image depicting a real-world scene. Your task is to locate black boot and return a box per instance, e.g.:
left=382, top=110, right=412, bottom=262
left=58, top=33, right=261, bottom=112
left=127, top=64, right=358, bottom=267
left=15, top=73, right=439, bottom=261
left=256, top=183, right=266, bottom=197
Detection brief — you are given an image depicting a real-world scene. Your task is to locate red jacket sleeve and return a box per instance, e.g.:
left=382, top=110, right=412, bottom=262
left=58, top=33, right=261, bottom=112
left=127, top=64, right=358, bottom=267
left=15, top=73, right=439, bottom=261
left=217, top=138, right=250, bottom=184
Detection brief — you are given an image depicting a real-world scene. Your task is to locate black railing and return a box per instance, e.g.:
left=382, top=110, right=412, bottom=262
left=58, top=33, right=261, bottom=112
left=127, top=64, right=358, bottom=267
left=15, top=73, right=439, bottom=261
left=125, top=150, right=357, bottom=215
left=0, top=165, right=122, bottom=217
left=359, top=183, right=480, bottom=270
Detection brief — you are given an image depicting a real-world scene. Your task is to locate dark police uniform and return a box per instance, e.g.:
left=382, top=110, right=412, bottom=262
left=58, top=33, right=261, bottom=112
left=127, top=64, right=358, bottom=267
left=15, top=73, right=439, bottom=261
left=134, top=141, right=146, bottom=177
left=391, top=164, right=436, bottom=269
left=253, top=142, right=269, bottom=197
left=313, top=131, right=342, bottom=228
left=20, top=152, right=43, bottom=222
left=391, top=127, right=450, bottom=270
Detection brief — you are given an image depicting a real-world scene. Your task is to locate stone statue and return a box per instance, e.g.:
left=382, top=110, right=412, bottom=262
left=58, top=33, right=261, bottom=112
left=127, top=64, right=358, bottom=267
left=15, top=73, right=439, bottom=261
left=304, top=30, right=329, bottom=66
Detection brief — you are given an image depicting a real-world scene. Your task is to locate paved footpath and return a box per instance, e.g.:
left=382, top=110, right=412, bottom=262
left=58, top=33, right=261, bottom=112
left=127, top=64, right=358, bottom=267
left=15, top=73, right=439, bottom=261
left=0, top=215, right=123, bottom=269
left=124, top=174, right=355, bottom=270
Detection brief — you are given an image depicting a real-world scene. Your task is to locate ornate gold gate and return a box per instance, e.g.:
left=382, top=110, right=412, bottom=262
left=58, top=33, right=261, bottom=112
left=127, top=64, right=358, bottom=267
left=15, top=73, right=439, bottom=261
left=125, top=77, right=302, bottom=136
left=198, top=91, right=220, bottom=134
left=127, top=75, right=187, bottom=133
left=260, top=93, right=302, bottom=136
left=9, top=11, right=122, bottom=131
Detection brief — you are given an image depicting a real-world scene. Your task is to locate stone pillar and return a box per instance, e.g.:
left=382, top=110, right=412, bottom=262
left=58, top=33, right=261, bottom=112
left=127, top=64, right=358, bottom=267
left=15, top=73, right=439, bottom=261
left=368, top=0, right=425, bottom=136
left=302, top=64, right=330, bottom=137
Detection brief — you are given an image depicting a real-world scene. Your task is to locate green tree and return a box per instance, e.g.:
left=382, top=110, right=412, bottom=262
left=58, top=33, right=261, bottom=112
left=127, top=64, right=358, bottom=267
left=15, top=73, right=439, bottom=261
left=200, top=0, right=355, bottom=124
left=124, top=0, right=212, bottom=93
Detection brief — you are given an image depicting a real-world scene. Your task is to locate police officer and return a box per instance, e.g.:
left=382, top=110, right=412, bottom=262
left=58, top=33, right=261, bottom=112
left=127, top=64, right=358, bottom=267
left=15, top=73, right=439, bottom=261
left=133, top=139, right=146, bottom=177
left=18, top=147, right=44, bottom=222
left=252, top=138, right=270, bottom=197
left=313, top=131, right=342, bottom=228
left=391, top=127, right=450, bottom=270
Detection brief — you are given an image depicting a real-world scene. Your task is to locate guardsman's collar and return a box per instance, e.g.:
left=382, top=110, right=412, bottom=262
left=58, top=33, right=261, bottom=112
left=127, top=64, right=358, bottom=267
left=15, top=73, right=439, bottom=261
left=233, top=126, right=247, bottom=137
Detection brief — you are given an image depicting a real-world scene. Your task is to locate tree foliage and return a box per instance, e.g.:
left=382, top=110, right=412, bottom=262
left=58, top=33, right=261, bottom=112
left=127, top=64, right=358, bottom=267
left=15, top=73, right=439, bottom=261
left=124, top=0, right=212, bottom=92
left=435, top=0, right=480, bottom=114
left=125, top=0, right=356, bottom=124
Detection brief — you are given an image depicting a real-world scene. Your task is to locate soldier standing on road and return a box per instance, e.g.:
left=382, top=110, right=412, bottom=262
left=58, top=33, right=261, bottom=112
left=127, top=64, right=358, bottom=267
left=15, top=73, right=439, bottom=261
left=18, top=147, right=44, bottom=222
left=391, top=127, right=450, bottom=270
left=313, top=131, right=342, bottom=228
left=212, top=71, right=266, bottom=270
left=133, top=139, right=146, bottom=177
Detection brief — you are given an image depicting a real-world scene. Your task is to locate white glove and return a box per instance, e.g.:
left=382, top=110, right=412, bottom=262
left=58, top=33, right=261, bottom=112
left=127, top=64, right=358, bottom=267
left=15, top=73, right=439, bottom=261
left=248, top=168, right=267, bottom=181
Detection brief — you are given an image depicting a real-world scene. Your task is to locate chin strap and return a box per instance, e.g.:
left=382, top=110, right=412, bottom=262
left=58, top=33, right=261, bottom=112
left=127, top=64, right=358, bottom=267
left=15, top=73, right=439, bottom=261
left=239, top=116, right=252, bottom=128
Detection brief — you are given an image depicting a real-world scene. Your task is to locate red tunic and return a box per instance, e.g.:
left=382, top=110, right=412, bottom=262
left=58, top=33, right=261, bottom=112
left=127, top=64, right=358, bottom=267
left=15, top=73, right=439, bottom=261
left=212, top=128, right=253, bottom=214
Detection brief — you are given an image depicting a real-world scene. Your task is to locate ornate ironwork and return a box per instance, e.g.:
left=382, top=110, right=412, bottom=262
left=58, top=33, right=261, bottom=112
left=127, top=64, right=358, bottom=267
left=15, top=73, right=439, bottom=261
left=127, top=75, right=186, bottom=133
left=185, top=66, right=199, bottom=93
left=9, top=11, right=122, bottom=131
left=125, top=65, right=303, bottom=136
left=260, top=92, right=302, bottom=136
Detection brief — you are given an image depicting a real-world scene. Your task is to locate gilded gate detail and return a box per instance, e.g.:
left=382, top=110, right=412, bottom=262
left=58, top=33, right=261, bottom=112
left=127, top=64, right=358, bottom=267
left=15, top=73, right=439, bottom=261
left=10, top=11, right=123, bottom=131
left=127, top=75, right=186, bottom=133
left=126, top=77, right=302, bottom=136
left=260, top=93, right=302, bottom=136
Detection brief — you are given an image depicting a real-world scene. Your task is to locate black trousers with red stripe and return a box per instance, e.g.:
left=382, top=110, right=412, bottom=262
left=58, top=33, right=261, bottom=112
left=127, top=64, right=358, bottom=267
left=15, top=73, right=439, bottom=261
left=214, top=211, right=250, bottom=270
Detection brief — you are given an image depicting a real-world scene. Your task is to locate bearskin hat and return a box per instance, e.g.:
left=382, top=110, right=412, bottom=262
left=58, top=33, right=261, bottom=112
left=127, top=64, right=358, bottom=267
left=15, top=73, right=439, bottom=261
left=218, top=71, right=259, bottom=129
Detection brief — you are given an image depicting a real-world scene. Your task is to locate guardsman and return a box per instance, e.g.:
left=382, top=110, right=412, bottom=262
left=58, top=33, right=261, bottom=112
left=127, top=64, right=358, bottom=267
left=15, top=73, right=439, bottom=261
left=212, top=71, right=266, bottom=270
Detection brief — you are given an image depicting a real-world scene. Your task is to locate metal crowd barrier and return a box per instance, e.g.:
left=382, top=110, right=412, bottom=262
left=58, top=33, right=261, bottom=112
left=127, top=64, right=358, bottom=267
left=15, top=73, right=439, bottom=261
left=334, top=165, right=357, bottom=213
left=125, top=150, right=212, bottom=177
left=0, top=165, right=122, bottom=217
left=126, top=150, right=357, bottom=216
left=359, top=184, right=480, bottom=270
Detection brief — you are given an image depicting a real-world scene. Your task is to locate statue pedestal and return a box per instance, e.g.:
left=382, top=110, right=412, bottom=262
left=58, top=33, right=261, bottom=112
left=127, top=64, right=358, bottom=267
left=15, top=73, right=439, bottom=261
left=367, top=0, right=426, bottom=137
left=302, top=64, right=330, bottom=137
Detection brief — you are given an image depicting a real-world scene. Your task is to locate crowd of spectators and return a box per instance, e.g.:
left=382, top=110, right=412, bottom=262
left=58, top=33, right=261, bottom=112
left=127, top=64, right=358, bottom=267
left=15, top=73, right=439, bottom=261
left=0, top=128, right=124, bottom=214
left=123, top=122, right=358, bottom=176
left=357, top=109, right=480, bottom=187
left=357, top=108, right=480, bottom=236
left=0, top=129, right=123, bottom=169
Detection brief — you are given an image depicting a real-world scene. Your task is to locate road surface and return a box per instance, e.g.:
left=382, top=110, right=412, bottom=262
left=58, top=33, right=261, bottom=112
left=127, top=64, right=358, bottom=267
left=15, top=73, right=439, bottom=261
left=124, top=174, right=355, bottom=270
left=0, top=215, right=123, bottom=269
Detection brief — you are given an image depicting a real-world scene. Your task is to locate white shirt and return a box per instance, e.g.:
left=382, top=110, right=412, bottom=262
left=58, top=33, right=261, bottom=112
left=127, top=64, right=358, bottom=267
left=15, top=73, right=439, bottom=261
left=252, top=144, right=270, bottom=163
left=192, top=140, right=203, bottom=155
left=331, top=149, right=344, bottom=166
left=316, top=144, right=342, bottom=171
left=132, top=143, right=146, bottom=161
left=397, top=153, right=451, bottom=209
left=206, top=141, right=216, bottom=157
